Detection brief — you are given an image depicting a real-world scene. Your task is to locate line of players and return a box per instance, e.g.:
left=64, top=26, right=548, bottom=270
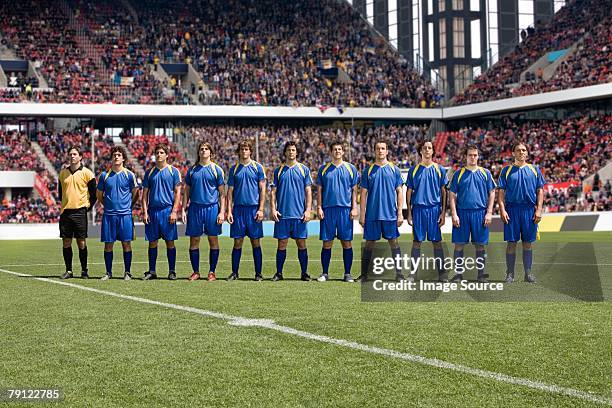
left=58, top=138, right=545, bottom=283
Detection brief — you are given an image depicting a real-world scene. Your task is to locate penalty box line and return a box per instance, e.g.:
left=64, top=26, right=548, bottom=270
left=0, top=267, right=610, bottom=406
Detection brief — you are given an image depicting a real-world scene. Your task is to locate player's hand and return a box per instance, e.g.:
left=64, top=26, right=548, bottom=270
left=169, top=210, right=177, bottom=224
left=396, top=213, right=404, bottom=228
left=255, top=210, right=264, bottom=222
left=350, top=207, right=359, bottom=220
left=359, top=215, right=365, bottom=227
left=407, top=214, right=413, bottom=226
left=484, top=212, right=492, bottom=227
left=181, top=209, right=187, bottom=224
left=217, top=212, right=225, bottom=225
left=500, top=210, right=510, bottom=224
left=533, top=209, right=542, bottom=224
left=317, top=207, right=324, bottom=220
left=438, top=213, right=445, bottom=228
left=143, top=213, right=149, bottom=224
left=272, top=210, right=281, bottom=222
left=302, top=210, right=311, bottom=223
left=452, top=214, right=460, bottom=228
left=227, top=212, right=234, bottom=224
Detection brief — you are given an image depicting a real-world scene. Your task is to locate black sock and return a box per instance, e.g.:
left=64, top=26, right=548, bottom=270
left=79, top=246, right=88, bottom=272
left=62, top=247, right=73, bottom=272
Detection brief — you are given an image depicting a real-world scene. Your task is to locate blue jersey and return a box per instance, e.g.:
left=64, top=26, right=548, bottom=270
left=497, top=164, right=546, bottom=206
left=272, top=162, right=312, bottom=219
left=97, top=168, right=137, bottom=216
left=360, top=163, right=403, bottom=221
left=227, top=160, right=266, bottom=206
left=142, top=165, right=181, bottom=210
left=449, top=167, right=496, bottom=210
left=406, top=163, right=448, bottom=207
left=185, top=162, right=224, bottom=205
left=317, top=161, right=359, bottom=208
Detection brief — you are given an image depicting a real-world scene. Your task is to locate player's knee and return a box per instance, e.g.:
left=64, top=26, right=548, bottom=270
left=62, top=238, right=72, bottom=248
left=104, top=243, right=114, bottom=252
left=165, top=240, right=175, bottom=249
left=522, top=242, right=532, bottom=250
left=208, top=236, right=219, bottom=249
left=365, top=240, right=375, bottom=250
left=76, top=239, right=86, bottom=249
left=388, top=238, right=399, bottom=249
left=412, top=241, right=421, bottom=250
left=149, top=240, right=159, bottom=249
left=432, top=241, right=443, bottom=250
left=296, top=239, right=307, bottom=250
left=455, top=244, right=465, bottom=252
left=323, top=240, right=333, bottom=249
left=189, top=237, right=199, bottom=249
left=234, top=238, right=244, bottom=249
left=277, top=239, right=288, bottom=250
left=506, top=242, right=517, bottom=253
left=122, top=242, right=132, bottom=251
left=250, top=238, right=260, bottom=248
left=340, top=240, right=352, bottom=249
left=475, top=244, right=485, bottom=252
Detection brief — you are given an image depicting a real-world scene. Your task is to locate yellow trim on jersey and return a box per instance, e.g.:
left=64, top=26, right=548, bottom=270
left=321, top=162, right=333, bottom=177
left=505, top=165, right=513, bottom=179
left=526, top=163, right=538, bottom=178
left=296, top=162, right=306, bottom=178
left=457, top=167, right=466, bottom=183
left=342, top=162, right=354, bottom=179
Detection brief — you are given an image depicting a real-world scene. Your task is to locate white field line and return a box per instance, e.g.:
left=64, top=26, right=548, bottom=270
left=0, top=267, right=610, bottom=406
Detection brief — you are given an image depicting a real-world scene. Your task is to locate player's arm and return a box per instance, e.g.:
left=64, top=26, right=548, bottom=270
left=87, top=179, right=97, bottom=211
left=270, top=186, right=280, bottom=221
left=534, top=188, right=544, bottom=223
left=395, top=185, right=404, bottom=227
left=142, top=188, right=150, bottom=224
left=439, top=186, right=447, bottom=227
left=316, top=184, right=324, bottom=219
left=359, top=187, right=367, bottom=227
left=498, top=189, right=509, bottom=224
left=181, top=184, right=190, bottom=224
left=303, top=185, right=312, bottom=222
left=256, top=179, right=266, bottom=222
left=350, top=185, right=358, bottom=220
left=217, top=184, right=226, bottom=224
left=226, top=186, right=234, bottom=223
left=484, top=188, right=495, bottom=227
left=170, top=182, right=181, bottom=224
left=405, top=188, right=413, bottom=226
left=450, top=191, right=459, bottom=227
left=96, top=189, right=104, bottom=206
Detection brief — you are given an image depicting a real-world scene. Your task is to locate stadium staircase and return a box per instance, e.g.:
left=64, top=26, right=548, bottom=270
left=115, top=140, right=145, bottom=177
left=31, top=141, right=59, bottom=180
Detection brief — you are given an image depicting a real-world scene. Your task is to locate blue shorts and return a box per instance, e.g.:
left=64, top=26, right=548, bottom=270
left=101, top=214, right=134, bottom=243
left=230, top=205, right=263, bottom=239
left=412, top=205, right=442, bottom=242
left=320, top=206, right=353, bottom=241
left=274, top=218, right=308, bottom=240
left=504, top=205, right=538, bottom=243
left=452, top=208, right=489, bottom=245
left=363, top=220, right=399, bottom=241
left=145, top=206, right=178, bottom=242
left=186, top=203, right=221, bottom=237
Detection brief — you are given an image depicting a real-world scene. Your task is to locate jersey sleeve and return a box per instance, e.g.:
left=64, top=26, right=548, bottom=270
left=172, top=167, right=181, bottom=187
left=449, top=171, right=459, bottom=194
left=142, top=169, right=150, bottom=189
left=487, top=170, right=496, bottom=192
left=350, top=164, right=359, bottom=187
left=129, top=171, right=138, bottom=189
left=497, top=167, right=508, bottom=190
left=440, top=167, right=449, bottom=188
left=536, top=166, right=546, bottom=189
left=96, top=172, right=106, bottom=191
left=394, top=167, right=403, bottom=189
left=316, top=165, right=324, bottom=187
left=271, top=167, right=279, bottom=188
left=257, top=163, right=266, bottom=181
left=304, top=166, right=313, bottom=187
left=405, top=167, right=414, bottom=189
left=185, top=168, right=192, bottom=186
left=215, top=165, right=225, bottom=187
left=227, top=166, right=235, bottom=187
left=359, top=168, right=369, bottom=190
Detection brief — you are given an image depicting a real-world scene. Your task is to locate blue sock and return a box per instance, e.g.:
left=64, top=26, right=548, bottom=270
left=148, top=247, right=157, bottom=273
left=454, top=249, right=464, bottom=275
left=232, top=248, right=242, bottom=275
left=167, top=247, right=176, bottom=272
left=434, top=247, right=445, bottom=275
left=343, top=248, right=353, bottom=276
left=391, top=246, right=402, bottom=276
left=476, top=249, right=486, bottom=277
left=123, top=250, right=132, bottom=274
left=361, top=247, right=372, bottom=278
left=104, top=251, right=113, bottom=276
left=411, top=247, right=421, bottom=276
left=522, top=249, right=533, bottom=274
left=189, top=249, right=200, bottom=272
left=276, top=249, right=287, bottom=276
left=210, top=249, right=220, bottom=273
left=298, top=248, right=308, bottom=276
left=321, top=248, right=331, bottom=275
left=253, top=246, right=263, bottom=276
left=506, top=252, right=516, bottom=274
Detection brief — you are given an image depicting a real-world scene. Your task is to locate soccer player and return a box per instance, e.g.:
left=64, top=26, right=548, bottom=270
left=448, top=145, right=496, bottom=283
left=270, top=141, right=313, bottom=281
left=58, top=146, right=96, bottom=279
left=226, top=140, right=266, bottom=281
left=316, top=141, right=359, bottom=282
left=96, top=146, right=139, bottom=281
left=181, top=142, right=226, bottom=282
left=497, top=141, right=545, bottom=283
left=142, top=144, right=182, bottom=280
left=358, top=139, right=404, bottom=282
left=406, top=140, right=448, bottom=282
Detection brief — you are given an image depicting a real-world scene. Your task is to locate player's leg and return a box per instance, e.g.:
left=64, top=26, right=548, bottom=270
left=229, top=205, right=247, bottom=281
left=207, top=235, right=220, bottom=281
left=102, top=242, right=114, bottom=280
left=522, top=241, right=536, bottom=283
left=61, top=236, right=73, bottom=279
left=428, top=206, right=447, bottom=282
left=318, top=207, right=336, bottom=282
left=451, top=208, right=469, bottom=281
left=520, top=207, right=537, bottom=283
left=273, top=238, right=289, bottom=281
left=505, top=241, right=518, bottom=283
left=121, top=241, right=133, bottom=280
left=229, top=237, right=244, bottom=280
left=250, top=238, right=263, bottom=281
left=100, top=213, right=115, bottom=280
left=357, top=239, right=376, bottom=282
left=247, top=205, right=264, bottom=281
left=76, top=238, right=88, bottom=278
left=472, top=209, right=489, bottom=282
left=381, top=220, right=402, bottom=281
left=74, top=208, right=89, bottom=278
left=451, top=244, right=465, bottom=281
left=410, top=206, right=426, bottom=281
left=144, top=209, right=161, bottom=279
left=295, top=221, right=310, bottom=281
left=165, top=239, right=177, bottom=280
left=387, top=237, right=404, bottom=281
left=336, top=207, right=354, bottom=282
left=340, top=240, right=354, bottom=282
left=504, top=207, right=520, bottom=283
left=188, top=236, right=201, bottom=281
left=117, top=214, right=134, bottom=280
left=318, top=240, right=334, bottom=281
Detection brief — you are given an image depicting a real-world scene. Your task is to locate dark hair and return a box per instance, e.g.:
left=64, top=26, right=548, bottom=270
left=418, top=140, right=435, bottom=155
left=110, top=145, right=128, bottom=161
left=329, top=140, right=345, bottom=151
left=512, top=141, right=528, bottom=152
left=67, top=146, right=82, bottom=156
left=374, top=139, right=388, bottom=149
left=236, top=139, right=253, bottom=154
left=153, top=143, right=169, bottom=155
left=465, top=144, right=479, bottom=155
left=283, top=141, right=299, bottom=157
left=196, top=142, right=213, bottom=165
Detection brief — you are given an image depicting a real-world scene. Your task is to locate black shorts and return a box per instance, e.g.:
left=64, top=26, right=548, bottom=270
left=59, top=207, right=88, bottom=239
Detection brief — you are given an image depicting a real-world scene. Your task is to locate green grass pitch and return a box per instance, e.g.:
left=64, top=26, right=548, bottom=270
left=0, top=232, right=610, bottom=407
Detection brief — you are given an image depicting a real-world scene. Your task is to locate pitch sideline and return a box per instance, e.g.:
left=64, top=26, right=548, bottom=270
left=0, top=267, right=610, bottom=406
